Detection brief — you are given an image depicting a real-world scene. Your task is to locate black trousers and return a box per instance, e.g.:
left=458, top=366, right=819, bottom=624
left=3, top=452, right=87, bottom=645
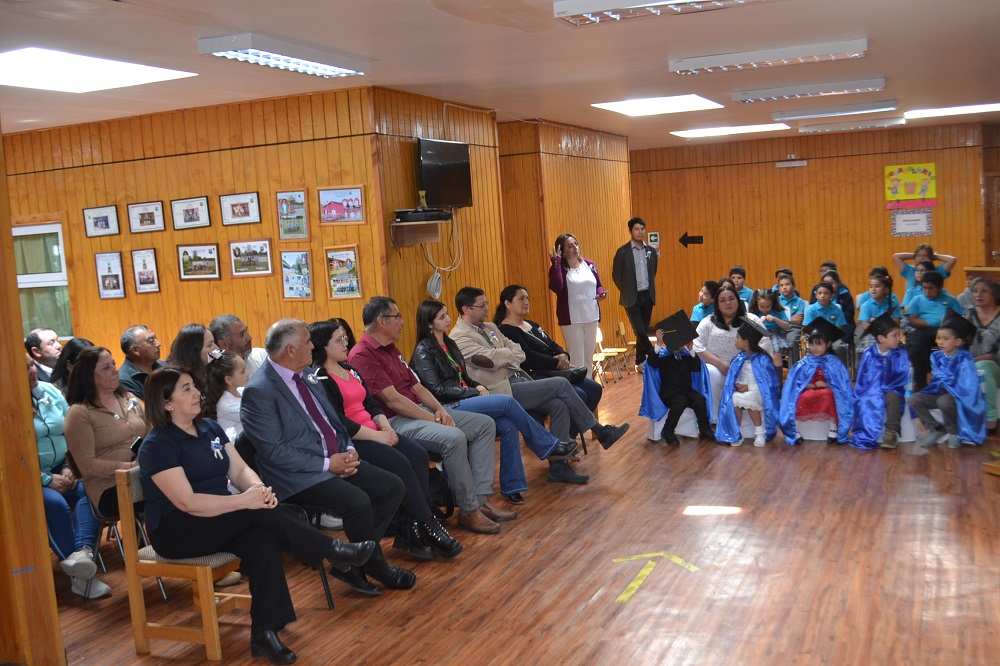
left=285, top=461, right=404, bottom=544
left=150, top=505, right=331, bottom=632
left=625, top=290, right=655, bottom=364
left=908, top=326, right=937, bottom=390
left=660, top=390, right=710, bottom=435
left=352, top=435, right=431, bottom=523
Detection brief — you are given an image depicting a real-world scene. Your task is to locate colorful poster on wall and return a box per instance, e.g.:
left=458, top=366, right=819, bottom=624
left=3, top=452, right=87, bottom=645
left=885, top=163, right=937, bottom=209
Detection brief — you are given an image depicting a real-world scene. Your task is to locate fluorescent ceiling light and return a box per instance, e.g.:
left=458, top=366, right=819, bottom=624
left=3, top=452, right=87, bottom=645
left=904, top=102, right=1000, bottom=120
left=198, top=33, right=368, bottom=78
left=554, top=0, right=769, bottom=26
left=772, top=99, right=897, bottom=122
left=733, top=77, right=885, bottom=104
left=0, top=47, right=195, bottom=93
left=799, top=117, right=906, bottom=133
left=670, top=39, right=868, bottom=75
left=683, top=506, right=742, bottom=516
left=671, top=123, right=789, bottom=138
left=593, top=94, right=723, bottom=117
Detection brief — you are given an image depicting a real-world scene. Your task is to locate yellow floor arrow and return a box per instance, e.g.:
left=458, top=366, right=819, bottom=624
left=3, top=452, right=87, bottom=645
left=613, top=551, right=699, bottom=603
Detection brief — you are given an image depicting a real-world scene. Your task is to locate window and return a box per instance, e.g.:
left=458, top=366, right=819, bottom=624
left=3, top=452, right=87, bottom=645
left=13, top=223, right=72, bottom=338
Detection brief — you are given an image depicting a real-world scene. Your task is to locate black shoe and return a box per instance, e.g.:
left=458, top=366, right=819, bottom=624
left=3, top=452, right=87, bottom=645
left=418, top=516, right=463, bottom=558
left=547, top=460, right=589, bottom=484
left=698, top=426, right=715, bottom=440
left=326, top=539, right=376, bottom=572
left=502, top=492, right=525, bottom=505
left=328, top=566, right=381, bottom=596
left=250, top=630, right=297, bottom=665
left=827, top=434, right=838, bottom=444
left=595, top=423, right=630, bottom=450
left=392, top=521, right=434, bottom=561
left=547, top=440, right=578, bottom=460
left=364, top=547, right=417, bottom=590
left=661, top=432, right=680, bottom=446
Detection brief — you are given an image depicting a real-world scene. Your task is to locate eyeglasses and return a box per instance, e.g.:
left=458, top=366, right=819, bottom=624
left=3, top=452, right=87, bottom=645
left=381, top=313, right=403, bottom=320
left=469, top=301, right=490, bottom=310
left=332, top=335, right=350, bottom=345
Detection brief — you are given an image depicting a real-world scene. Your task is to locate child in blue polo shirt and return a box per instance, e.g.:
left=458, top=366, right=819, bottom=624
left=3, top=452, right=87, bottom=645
left=906, top=270, right=964, bottom=390
left=803, top=282, right=850, bottom=369
left=729, top=265, right=753, bottom=304
left=777, top=274, right=806, bottom=363
left=893, top=243, right=956, bottom=289
left=690, top=280, right=718, bottom=324
left=857, top=266, right=892, bottom=309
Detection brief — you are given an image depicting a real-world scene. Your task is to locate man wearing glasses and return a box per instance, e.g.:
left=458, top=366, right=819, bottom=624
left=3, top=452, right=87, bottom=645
left=348, top=296, right=508, bottom=535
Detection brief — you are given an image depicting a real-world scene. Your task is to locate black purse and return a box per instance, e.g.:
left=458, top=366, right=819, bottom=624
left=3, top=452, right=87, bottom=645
left=535, top=366, right=587, bottom=384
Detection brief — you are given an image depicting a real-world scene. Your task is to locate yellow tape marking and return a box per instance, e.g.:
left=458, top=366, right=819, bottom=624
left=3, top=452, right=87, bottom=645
left=616, top=560, right=657, bottom=604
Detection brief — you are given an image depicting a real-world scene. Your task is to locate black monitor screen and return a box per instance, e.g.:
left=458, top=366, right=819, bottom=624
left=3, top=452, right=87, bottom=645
left=418, top=138, right=472, bottom=208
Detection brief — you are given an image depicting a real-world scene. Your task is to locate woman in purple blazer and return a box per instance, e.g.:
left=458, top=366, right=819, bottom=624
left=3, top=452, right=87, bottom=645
left=548, top=233, right=608, bottom=375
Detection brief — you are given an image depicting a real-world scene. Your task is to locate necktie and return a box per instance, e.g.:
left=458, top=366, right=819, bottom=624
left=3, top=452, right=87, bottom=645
left=292, top=373, right=343, bottom=456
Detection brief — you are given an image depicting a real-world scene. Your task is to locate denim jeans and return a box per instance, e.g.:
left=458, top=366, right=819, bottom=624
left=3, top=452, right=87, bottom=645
left=43, top=476, right=99, bottom=560
left=571, top=378, right=603, bottom=433
left=456, top=394, right=559, bottom=494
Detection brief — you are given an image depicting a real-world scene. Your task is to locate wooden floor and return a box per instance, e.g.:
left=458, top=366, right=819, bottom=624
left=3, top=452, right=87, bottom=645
left=54, top=372, right=1000, bottom=665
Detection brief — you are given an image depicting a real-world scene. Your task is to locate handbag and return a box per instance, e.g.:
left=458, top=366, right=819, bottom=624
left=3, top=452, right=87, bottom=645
left=536, top=366, right=587, bottom=384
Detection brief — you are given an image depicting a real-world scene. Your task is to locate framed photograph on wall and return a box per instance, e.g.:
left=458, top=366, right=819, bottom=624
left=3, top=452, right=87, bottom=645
left=95, top=251, right=125, bottom=299
left=170, top=196, right=211, bottom=230
left=280, top=250, right=313, bottom=300
left=177, top=243, right=220, bottom=280
left=318, top=186, right=364, bottom=225
left=276, top=190, right=308, bottom=239
left=229, top=239, right=273, bottom=277
left=131, top=248, right=160, bottom=294
left=220, top=192, right=261, bottom=226
left=83, top=205, right=120, bottom=238
left=324, top=245, right=361, bottom=299
left=127, top=201, right=165, bottom=233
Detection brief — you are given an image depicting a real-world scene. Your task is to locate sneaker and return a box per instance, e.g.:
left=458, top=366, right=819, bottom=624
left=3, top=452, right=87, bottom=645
left=753, top=434, right=766, bottom=448
left=731, top=439, right=743, bottom=447
left=919, top=428, right=947, bottom=447
left=60, top=547, right=97, bottom=580
left=595, top=423, right=631, bottom=450
left=946, top=434, right=961, bottom=449
left=215, top=571, right=242, bottom=587
left=320, top=514, right=344, bottom=530
left=880, top=432, right=898, bottom=450
left=71, top=575, right=111, bottom=599
left=962, top=440, right=979, bottom=447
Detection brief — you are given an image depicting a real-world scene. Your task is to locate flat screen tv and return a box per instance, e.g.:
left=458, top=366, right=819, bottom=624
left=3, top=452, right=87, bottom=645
left=418, top=138, right=473, bottom=208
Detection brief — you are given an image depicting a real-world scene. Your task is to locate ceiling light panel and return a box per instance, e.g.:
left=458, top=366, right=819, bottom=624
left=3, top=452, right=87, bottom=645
left=198, top=33, right=368, bottom=78
left=799, top=117, right=906, bottom=133
left=772, top=99, right=897, bottom=122
left=733, top=77, right=885, bottom=104
left=904, top=102, right=1000, bottom=119
left=592, top=94, right=723, bottom=116
left=670, top=39, right=868, bottom=75
left=671, top=123, right=789, bottom=138
left=0, top=47, right=196, bottom=93
left=554, top=0, right=770, bottom=26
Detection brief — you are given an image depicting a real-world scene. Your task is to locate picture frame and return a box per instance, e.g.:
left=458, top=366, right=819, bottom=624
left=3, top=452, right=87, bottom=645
left=177, top=243, right=220, bottom=280
left=131, top=248, right=160, bottom=294
left=83, top=205, right=120, bottom=238
left=127, top=201, right=165, bottom=234
left=229, top=239, right=273, bottom=277
left=280, top=250, right=313, bottom=300
left=318, top=186, right=364, bottom=225
left=220, top=192, right=261, bottom=226
left=170, top=196, right=211, bottom=230
left=276, top=190, right=308, bottom=239
left=95, top=251, right=125, bottom=299
left=324, top=245, right=361, bottom=299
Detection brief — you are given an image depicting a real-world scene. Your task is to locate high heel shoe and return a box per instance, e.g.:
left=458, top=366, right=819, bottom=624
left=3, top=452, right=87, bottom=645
left=250, top=629, right=296, bottom=664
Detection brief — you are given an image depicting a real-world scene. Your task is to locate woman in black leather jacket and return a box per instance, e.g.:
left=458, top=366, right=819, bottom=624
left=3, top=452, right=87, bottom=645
left=410, top=300, right=577, bottom=505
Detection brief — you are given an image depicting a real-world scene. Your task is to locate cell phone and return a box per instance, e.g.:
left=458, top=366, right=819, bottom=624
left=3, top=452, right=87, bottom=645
left=130, top=436, right=143, bottom=459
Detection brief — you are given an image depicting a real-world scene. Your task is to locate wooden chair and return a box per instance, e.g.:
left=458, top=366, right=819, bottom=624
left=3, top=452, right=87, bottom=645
left=616, top=321, right=637, bottom=367
left=598, top=327, right=630, bottom=378
left=116, top=467, right=251, bottom=661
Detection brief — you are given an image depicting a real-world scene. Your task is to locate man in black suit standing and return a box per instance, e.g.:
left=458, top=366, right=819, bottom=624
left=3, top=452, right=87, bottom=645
left=612, top=217, right=658, bottom=370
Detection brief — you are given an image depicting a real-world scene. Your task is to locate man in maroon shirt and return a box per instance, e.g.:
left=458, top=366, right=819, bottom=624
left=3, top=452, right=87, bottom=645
left=349, top=296, right=513, bottom=535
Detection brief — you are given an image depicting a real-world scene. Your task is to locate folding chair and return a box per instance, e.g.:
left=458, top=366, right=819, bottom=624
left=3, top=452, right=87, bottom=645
left=598, top=327, right=630, bottom=379
left=616, top=321, right=637, bottom=368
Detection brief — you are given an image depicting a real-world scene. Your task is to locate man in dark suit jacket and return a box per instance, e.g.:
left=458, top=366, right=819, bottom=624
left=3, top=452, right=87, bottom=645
left=240, top=318, right=414, bottom=594
left=612, top=217, right=659, bottom=367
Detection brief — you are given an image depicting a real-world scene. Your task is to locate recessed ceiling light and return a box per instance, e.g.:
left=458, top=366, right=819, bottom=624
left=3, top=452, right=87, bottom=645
left=799, top=117, right=906, bottom=133
left=772, top=99, right=897, bottom=122
left=0, top=47, right=196, bottom=93
left=198, top=33, right=368, bottom=78
left=670, top=39, right=868, bottom=75
left=592, top=94, right=723, bottom=117
left=733, top=77, right=886, bottom=104
left=904, top=102, right=1000, bottom=120
left=671, top=123, right=790, bottom=138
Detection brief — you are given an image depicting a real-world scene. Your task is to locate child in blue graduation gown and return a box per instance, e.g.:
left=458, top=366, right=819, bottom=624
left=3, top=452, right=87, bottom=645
left=715, top=320, right=781, bottom=447
left=907, top=311, right=986, bottom=448
left=780, top=317, right=855, bottom=445
left=852, top=313, right=909, bottom=450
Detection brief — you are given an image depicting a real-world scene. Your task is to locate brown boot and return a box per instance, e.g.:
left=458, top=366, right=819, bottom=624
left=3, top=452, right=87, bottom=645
left=480, top=499, right=518, bottom=522
left=457, top=509, right=500, bottom=534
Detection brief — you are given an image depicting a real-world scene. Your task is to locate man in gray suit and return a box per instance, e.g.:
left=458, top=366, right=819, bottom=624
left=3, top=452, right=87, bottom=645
left=240, top=318, right=413, bottom=594
left=612, top=217, right=658, bottom=369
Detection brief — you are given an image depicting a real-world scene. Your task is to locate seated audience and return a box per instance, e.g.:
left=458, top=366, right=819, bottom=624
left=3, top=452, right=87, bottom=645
left=307, top=318, right=462, bottom=559
left=28, top=353, right=109, bottom=599
left=118, top=325, right=165, bottom=399
left=64, top=346, right=145, bottom=518
left=139, top=367, right=375, bottom=665
left=965, top=278, right=1000, bottom=431
left=893, top=244, right=956, bottom=289
left=346, top=297, right=504, bottom=536
left=211, top=314, right=269, bottom=376
left=167, top=323, right=218, bottom=392
left=906, top=271, right=964, bottom=390
left=239, top=319, right=412, bottom=595
left=25, top=327, right=62, bottom=383
left=49, top=337, right=94, bottom=394
left=204, top=350, right=249, bottom=437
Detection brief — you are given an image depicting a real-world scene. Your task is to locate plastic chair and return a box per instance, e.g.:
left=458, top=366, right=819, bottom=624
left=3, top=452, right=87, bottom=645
left=616, top=321, right=637, bottom=367
left=116, top=467, right=251, bottom=661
